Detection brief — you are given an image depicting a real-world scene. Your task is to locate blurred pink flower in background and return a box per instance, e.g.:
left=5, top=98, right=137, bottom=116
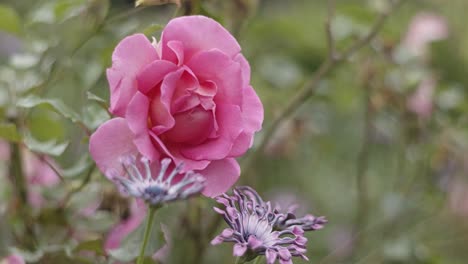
left=91, top=15, right=263, bottom=197
left=0, top=254, right=25, bottom=264
left=152, top=224, right=171, bottom=263
left=326, top=226, right=354, bottom=259
left=402, top=12, right=448, bottom=57
left=406, top=77, right=436, bottom=119
left=0, top=140, right=60, bottom=208
left=104, top=200, right=146, bottom=251
left=402, top=12, right=448, bottom=119
left=103, top=200, right=171, bottom=261
left=448, top=178, right=468, bottom=218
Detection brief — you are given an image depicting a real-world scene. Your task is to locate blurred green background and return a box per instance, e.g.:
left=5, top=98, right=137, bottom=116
left=1, top=0, right=468, bottom=263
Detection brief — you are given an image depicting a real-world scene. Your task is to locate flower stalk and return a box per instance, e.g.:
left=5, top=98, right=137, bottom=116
left=137, top=205, right=159, bottom=264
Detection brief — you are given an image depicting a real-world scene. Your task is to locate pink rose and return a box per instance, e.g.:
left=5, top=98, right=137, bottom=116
left=89, top=16, right=263, bottom=197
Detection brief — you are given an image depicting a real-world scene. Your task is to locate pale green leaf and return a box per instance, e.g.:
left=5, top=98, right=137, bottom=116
left=24, top=134, right=69, bottom=156
left=61, top=155, right=92, bottom=178
left=73, top=239, right=105, bottom=256
left=0, top=5, right=21, bottom=35
left=0, top=123, right=21, bottom=142
left=108, top=217, right=164, bottom=262
left=17, top=95, right=82, bottom=124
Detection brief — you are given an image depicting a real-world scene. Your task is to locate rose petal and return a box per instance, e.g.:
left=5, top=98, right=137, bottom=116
left=150, top=132, right=210, bottom=172
left=241, top=85, right=263, bottom=133
left=167, top=40, right=185, bottom=66
left=228, top=132, right=252, bottom=157
left=180, top=104, right=242, bottom=160
left=234, top=53, right=251, bottom=86
left=150, top=69, right=184, bottom=134
left=137, top=60, right=178, bottom=95
left=201, top=158, right=240, bottom=197
left=187, top=49, right=243, bottom=106
left=107, top=34, right=158, bottom=116
left=89, top=118, right=139, bottom=180
left=228, top=85, right=263, bottom=157
left=161, top=15, right=241, bottom=63
left=163, top=106, right=214, bottom=144
left=126, top=92, right=161, bottom=161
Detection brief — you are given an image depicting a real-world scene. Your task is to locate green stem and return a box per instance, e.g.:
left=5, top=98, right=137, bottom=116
left=137, top=206, right=157, bottom=264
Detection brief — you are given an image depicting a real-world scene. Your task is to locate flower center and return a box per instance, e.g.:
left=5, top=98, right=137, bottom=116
left=242, top=214, right=275, bottom=247
left=162, top=106, right=213, bottom=144
left=143, top=185, right=167, bottom=198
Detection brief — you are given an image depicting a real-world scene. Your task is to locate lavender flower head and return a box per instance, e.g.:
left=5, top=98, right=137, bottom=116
left=211, top=186, right=326, bottom=264
left=110, top=156, right=205, bottom=205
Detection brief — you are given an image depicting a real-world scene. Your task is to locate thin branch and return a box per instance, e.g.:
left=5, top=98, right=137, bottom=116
left=61, top=164, right=96, bottom=207
left=325, top=0, right=337, bottom=60
left=241, top=0, right=407, bottom=177
left=38, top=154, right=65, bottom=182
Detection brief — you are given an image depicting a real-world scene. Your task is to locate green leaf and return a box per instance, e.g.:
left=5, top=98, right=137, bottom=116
left=61, top=155, right=92, bottom=178
left=0, top=5, right=21, bottom=35
left=10, top=248, right=44, bottom=262
left=83, top=103, right=109, bottom=130
left=17, top=95, right=82, bottom=124
left=86, top=91, right=106, bottom=104
left=73, top=239, right=105, bottom=256
left=108, top=217, right=164, bottom=262
left=0, top=123, right=21, bottom=142
left=24, top=134, right=69, bottom=156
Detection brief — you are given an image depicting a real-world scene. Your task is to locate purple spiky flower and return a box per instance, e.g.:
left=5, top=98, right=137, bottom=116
left=211, top=186, right=326, bottom=264
left=110, top=156, right=205, bottom=205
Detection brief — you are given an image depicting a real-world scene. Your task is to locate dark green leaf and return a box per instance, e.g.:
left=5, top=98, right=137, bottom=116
left=73, top=239, right=105, bottom=256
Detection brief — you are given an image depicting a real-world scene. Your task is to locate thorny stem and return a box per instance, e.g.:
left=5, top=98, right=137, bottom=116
left=137, top=205, right=158, bottom=264
left=241, top=0, right=407, bottom=178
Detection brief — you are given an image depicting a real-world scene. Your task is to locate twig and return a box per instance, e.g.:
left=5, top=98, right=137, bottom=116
left=325, top=0, right=337, bottom=60
left=61, top=164, right=96, bottom=207
left=38, top=154, right=65, bottom=182
left=241, top=0, right=407, bottom=177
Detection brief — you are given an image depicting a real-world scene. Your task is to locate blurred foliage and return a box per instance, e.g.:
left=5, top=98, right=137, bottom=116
left=1, top=0, right=468, bottom=263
